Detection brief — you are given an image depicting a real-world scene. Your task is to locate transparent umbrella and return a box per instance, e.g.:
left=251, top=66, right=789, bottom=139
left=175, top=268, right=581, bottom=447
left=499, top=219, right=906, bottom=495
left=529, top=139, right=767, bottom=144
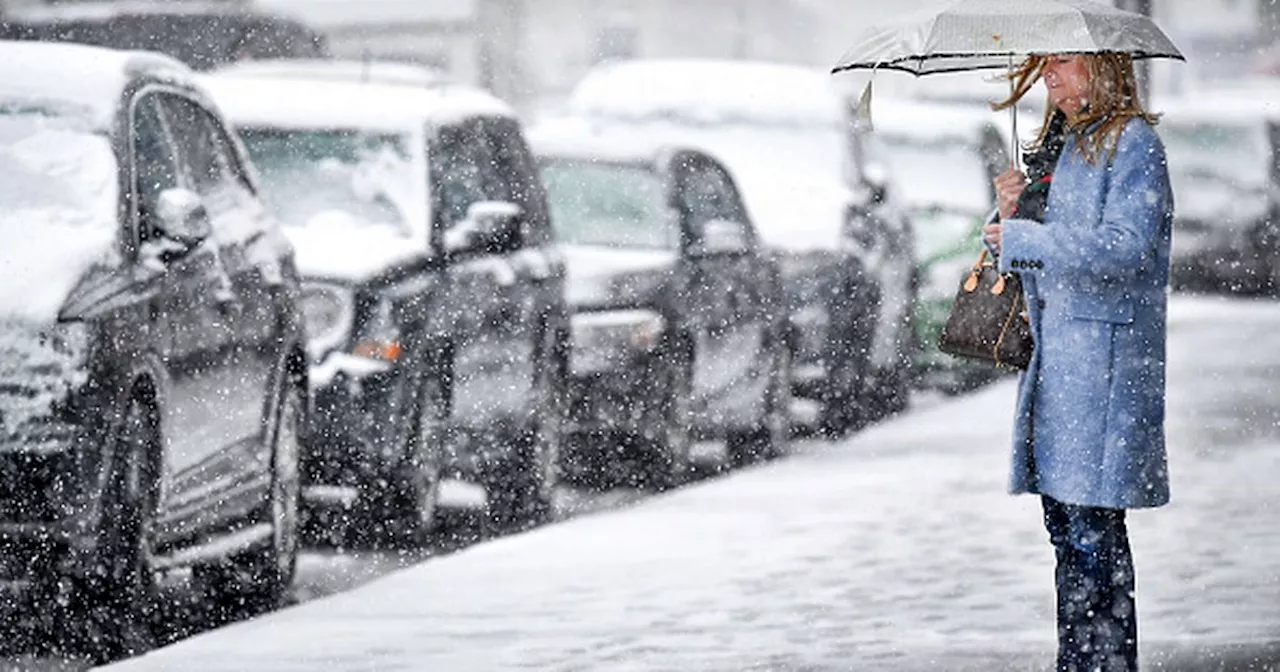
left=831, top=0, right=1186, bottom=164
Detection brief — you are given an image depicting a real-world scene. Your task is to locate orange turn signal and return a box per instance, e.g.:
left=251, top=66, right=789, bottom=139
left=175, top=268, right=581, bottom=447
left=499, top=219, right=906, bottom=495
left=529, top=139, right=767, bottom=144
left=351, top=340, right=401, bottom=361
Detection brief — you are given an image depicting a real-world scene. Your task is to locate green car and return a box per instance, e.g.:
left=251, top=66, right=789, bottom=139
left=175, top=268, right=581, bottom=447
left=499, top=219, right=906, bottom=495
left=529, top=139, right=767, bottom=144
left=866, top=99, right=1012, bottom=393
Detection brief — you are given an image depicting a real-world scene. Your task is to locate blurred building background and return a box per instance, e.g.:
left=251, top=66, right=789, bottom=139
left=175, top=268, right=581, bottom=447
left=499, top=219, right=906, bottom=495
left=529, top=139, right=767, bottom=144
left=0, top=0, right=1276, bottom=111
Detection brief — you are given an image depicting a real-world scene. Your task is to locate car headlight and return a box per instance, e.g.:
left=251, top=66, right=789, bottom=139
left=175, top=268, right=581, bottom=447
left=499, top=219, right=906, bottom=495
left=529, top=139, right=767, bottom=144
left=571, top=309, right=665, bottom=353
left=300, top=282, right=354, bottom=361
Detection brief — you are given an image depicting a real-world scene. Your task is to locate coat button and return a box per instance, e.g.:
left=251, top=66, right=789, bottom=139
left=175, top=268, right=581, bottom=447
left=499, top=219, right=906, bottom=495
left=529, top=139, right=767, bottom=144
left=1037, top=299, right=1046, bottom=309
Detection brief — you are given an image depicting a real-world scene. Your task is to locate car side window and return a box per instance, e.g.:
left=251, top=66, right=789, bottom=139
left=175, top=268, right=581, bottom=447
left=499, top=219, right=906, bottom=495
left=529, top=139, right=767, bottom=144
left=157, top=94, right=238, bottom=198
left=678, top=156, right=747, bottom=228
left=429, top=120, right=500, bottom=228
left=481, top=117, right=552, bottom=247
left=131, top=94, right=183, bottom=243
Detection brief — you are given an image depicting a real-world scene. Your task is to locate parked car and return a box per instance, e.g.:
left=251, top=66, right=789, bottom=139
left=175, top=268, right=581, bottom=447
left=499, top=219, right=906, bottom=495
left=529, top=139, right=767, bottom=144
left=1159, top=94, right=1280, bottom=294
left=0, top=42, right=305, bottom=660
left=560, top=59, right=918, bottom=434
left=530, top=122, right=791, bottom=483
left=204, top=74, right=569, bottom=533
left=866, top=98, right=1010, bottom=393
left=0, top=1, right=327, bottom=71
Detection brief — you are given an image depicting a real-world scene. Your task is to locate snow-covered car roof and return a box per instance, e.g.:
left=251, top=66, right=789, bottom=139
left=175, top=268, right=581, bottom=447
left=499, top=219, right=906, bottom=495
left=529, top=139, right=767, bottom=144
left=213, top=59, right=453, bottom=88
left=567, top=59, right=850, bottom=128
left=0, top=40, right=191, bottom=130
left=199, top=73, right=514, bottom=133
left=870, top=98, right=1007, bottom=145
left=528, top=115, right=715, bottom=167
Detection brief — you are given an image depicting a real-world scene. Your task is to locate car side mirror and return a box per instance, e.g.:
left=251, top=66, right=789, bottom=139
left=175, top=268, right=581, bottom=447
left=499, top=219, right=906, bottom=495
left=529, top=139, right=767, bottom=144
left=690, top=218, right=752, bottom=257
left=443, top=200, right=523, bottom=257
left=862, top=162, right=891, bottom=204
left=155, top=188, right=212, bottom=246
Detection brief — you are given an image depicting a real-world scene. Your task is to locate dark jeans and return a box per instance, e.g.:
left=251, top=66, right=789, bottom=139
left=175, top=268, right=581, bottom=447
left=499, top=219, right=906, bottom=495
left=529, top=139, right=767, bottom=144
left=1041, top=495, right=1138, bottom=672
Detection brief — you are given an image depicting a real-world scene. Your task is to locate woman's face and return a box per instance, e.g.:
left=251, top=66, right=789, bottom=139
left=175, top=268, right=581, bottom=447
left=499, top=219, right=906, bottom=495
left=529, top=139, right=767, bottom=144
left=1041, top=55, right=1090, bottom=117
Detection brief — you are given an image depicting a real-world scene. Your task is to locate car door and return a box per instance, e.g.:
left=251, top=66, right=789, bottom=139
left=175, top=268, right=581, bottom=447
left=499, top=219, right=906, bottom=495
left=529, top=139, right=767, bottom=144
left=128, top=91, right=241, bottom=547
left=429, top=117, right=536, bottom=429
left=671, top=152, right=772, bottom=427
left=479, top=116, right=563, bottom=414
left=149, top=92, right=279, bottom=538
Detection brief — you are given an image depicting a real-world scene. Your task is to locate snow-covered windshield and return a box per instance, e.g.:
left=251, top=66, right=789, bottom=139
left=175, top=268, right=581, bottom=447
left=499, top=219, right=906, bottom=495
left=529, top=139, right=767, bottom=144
left=0, top=104, right=116, bottom=227
left=0, top=102, right=120, bottom=323
left=539, top=158, right=677, bottom=249
left=875, top=133, right=992, bottom=216
left=237, top=127, right=415, bottom=233
left=1162, top=120, right=1270, bottom=193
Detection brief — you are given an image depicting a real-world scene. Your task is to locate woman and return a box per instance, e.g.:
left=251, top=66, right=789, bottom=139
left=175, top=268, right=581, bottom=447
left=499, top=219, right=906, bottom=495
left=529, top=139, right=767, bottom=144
left=982, top=53, right=1174, bottom=672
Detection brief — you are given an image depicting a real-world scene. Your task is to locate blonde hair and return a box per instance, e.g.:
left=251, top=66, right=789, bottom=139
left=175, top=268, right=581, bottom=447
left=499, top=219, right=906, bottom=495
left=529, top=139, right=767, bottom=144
left=992, top=53, right=1159, bottom=164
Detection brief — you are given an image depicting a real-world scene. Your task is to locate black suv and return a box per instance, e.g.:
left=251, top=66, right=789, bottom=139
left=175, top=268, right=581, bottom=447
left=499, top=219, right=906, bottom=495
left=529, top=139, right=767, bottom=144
left=532, top=124, right=791, bottom=484
left=563, top=59, right=919, bottom=436
left=0, top=43, right=305, bottom=660
left=206, top=74, right=569, bottom=535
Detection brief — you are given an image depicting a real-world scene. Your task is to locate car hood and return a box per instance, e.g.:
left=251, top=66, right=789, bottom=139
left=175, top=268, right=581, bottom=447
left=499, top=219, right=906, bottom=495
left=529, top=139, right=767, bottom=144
left=729, top=167, right=855, bottom=253
left=560, top=243, right=677, bottom=311
left=283, top=210, right=428, bottom=283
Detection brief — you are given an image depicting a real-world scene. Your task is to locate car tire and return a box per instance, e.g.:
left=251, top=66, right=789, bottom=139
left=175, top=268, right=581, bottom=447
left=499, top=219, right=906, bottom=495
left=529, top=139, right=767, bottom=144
left=372, top=364, right=446, bottom=548
left=67, top=392, right=160, bottom=664
left=727, top=334, right=792, bottom=468
left=198, top=377, right=302, bottom=616
left=487, top=327, right=563, bottom=530
left=647, top=347, right=693, bottom=490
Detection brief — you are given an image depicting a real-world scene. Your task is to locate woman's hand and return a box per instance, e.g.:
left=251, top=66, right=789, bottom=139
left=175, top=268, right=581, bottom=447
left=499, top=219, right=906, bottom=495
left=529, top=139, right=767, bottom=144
left=994, top=168, right=1028, bottom=222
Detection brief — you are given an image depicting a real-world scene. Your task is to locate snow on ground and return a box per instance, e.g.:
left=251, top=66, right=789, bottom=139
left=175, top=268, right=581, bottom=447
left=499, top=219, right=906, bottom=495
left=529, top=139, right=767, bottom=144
left=103, top=294, right=1280, bottom=671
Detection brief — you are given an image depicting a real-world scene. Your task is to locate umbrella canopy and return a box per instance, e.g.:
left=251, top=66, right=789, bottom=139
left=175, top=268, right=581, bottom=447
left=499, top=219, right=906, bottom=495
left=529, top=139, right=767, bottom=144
left=832, top=0, right=1185, bottom=76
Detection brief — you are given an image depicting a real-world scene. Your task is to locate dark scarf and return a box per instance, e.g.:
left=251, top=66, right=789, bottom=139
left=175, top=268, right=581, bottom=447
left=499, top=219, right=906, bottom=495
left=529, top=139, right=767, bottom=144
left=1013, top=110, right=1068, bottom=223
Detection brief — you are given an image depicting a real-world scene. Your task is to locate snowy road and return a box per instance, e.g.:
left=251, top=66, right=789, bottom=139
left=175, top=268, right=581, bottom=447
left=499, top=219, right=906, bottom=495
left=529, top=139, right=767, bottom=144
left=97, top=294, right=1280, bottom=671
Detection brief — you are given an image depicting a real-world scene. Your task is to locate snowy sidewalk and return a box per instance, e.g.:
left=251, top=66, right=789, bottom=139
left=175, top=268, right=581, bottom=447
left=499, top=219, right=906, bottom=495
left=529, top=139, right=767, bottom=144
left=104, top=296, right=1280, bottom=671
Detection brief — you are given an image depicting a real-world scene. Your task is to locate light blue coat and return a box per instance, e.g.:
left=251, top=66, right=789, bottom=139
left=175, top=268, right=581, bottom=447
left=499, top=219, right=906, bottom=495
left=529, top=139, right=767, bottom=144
left=998, top=117, right=1173, bottom=510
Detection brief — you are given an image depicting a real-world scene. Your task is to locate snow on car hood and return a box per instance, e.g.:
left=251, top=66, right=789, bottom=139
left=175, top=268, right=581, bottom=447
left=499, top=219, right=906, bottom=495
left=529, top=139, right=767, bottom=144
left=560, top=244, right=677, bottom=309
left=729, top=167, right=853, bottom=254
left=0, top=124, right=119, bottom=325
left=284, top=211, right=425, bottom=283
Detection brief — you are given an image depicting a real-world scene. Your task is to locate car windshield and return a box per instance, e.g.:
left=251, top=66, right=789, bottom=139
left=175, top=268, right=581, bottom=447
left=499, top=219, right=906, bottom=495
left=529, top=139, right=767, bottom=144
left=1162, top=119, right=1270, bottom=193
left=875, top=133, right=992, bottom=216
left=539, top=158, right=677, bottom=249
left=0, top=102, right=117, bottom=230
left=236, top=127, right=414, bottom=233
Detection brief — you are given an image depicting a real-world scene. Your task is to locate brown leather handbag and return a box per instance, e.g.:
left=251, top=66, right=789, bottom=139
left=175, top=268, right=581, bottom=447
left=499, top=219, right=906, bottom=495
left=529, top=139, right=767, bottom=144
left=938, top=249, right=1033, bottom=370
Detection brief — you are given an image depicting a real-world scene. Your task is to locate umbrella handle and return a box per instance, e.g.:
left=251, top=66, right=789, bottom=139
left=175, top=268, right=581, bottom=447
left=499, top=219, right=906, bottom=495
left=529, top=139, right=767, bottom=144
left=1008, top=55, right=1020, bottom=173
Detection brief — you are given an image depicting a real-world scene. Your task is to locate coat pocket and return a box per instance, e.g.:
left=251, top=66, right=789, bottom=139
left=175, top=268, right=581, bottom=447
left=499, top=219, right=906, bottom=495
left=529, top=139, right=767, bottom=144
left=1066, top=294, right=1134, bottom=324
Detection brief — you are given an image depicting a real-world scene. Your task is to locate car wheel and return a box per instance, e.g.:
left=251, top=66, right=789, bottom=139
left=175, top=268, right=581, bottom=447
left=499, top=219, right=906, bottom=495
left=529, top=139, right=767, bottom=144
left=727, top=336, right=792, bottom=468
left=373, top=365, right=446, bottom=548
left=488, top=327, right=563, bottom=530
left=69, top=393, right=160, bottom=664
left=647, top=348, right=693, bottom=490
left=198, top=378, right=302, bottom=615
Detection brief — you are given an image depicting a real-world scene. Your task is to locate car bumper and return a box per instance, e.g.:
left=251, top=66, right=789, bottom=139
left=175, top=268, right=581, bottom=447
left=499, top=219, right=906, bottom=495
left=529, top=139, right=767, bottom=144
left=0, top=442, right=106, bottom=585
left=304, top=353, right=407, bottom=496
left=566, top=357, right=667, bottom=438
